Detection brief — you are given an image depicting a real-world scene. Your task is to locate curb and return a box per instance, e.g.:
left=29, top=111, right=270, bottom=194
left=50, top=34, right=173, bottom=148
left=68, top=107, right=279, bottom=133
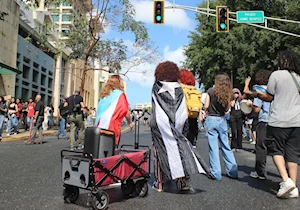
left=1, top=130, right=57, bottom=142
left=2, top=127, right=131, bottom=143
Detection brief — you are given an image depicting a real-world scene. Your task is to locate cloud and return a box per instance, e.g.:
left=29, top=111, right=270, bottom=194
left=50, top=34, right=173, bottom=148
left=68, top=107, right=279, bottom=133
left=131, top=0, right=194, bottom=30
left=120, top=40, right=186, bottom=87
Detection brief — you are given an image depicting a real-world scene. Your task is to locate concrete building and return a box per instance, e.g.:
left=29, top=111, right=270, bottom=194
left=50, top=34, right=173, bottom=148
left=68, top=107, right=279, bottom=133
left=47, top=0, right=105, bottom=114
left=14, top=0, right=57, bottom=104
left=0, top=0, right=21, bottom=97
left=64, top=59, right=95, bottom=108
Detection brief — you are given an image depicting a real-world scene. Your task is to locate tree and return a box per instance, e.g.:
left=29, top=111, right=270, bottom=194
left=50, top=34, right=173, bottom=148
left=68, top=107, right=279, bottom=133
left=65, top=0, right=157, bottom=95
left=184, top=0, right=300, bottom=91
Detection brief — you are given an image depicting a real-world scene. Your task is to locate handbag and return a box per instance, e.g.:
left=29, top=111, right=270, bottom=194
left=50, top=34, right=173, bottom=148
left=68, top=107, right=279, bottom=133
left=289, top=72, right=300, bottom=94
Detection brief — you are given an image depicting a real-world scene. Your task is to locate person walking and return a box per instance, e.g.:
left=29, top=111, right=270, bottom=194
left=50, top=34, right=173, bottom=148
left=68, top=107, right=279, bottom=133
left=27, top=98, right=35, bottom=130
left=243, top=69, right=272, bottom=180
left=95, top=75, right=134, bottom=147
left=26, top=95, right=44, bottom=145
left=204, top=73, right=238, bottom=180
left=248, top=49, right=300, bottom=198
left=230, top=88, right=244, bottom=152
left=22, top=101, right=28, bottom=131
left=0, top=96, right=7, bottom=141
left=179, top=69, right=203, bottom=148
left=7, top=97, right=18, bottom=136
left=151, top=61, right=209, bottom=192
left=67, top=90, right=86, bottom=150
left=16, top=98, right=23, bottom=133
left=56, top=97, right=69, bottom=139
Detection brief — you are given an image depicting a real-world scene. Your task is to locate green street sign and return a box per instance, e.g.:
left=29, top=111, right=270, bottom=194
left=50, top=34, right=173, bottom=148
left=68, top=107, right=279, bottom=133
left=237, top=11, right=265, bottom=23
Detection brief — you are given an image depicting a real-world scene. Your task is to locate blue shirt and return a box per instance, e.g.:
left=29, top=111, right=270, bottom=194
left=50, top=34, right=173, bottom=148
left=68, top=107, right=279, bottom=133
left=253, top=98, right=270, bottom=123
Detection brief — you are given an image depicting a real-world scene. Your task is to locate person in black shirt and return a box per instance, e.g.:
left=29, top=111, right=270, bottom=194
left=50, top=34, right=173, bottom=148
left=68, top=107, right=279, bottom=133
left=26, top=95, right=44, bottom=145
left=204, top=73, right=238, bottom=180
left=67, top=90, right=86, bottom=150
left=56, top=97, right=69, bottom=139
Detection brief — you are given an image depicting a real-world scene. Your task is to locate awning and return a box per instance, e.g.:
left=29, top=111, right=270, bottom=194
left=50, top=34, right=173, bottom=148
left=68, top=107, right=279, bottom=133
left=0, top=62, right=22, bottom=75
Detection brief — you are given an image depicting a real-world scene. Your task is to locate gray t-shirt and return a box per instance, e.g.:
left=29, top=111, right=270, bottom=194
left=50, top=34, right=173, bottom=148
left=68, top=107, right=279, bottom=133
left=267, top=70, right=300, bottom=127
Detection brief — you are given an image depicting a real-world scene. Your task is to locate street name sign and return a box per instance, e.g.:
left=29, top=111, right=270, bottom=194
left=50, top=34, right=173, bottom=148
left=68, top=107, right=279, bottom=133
left=237, top=11, right=265, bottom=23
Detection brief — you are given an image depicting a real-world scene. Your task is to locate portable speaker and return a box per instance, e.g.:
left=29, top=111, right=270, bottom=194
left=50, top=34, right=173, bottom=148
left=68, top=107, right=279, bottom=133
left=84, top=127, right=115, bottom=158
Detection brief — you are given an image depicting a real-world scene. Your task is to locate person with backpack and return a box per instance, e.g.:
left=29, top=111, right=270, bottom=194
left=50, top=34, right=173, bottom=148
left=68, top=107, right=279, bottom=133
left=179, top=69, right=203, bottom=148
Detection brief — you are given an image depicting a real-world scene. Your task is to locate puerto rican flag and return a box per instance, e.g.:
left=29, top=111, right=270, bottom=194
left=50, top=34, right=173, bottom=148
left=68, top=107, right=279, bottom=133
left=95, top=90, right=129, bottom=145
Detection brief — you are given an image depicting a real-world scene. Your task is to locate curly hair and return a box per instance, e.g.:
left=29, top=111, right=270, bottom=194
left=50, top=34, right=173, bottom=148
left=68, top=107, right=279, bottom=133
left=279, top=49, right=300, bottom=75
left=214, top=73, right=232, bottom=107
left=179, top=69, right=196, bottom=86
left=154, top=61, right=179, bottom=82
left=100, top=75, right=124, bottom=98
left=255, top=69, right=272, bottom=85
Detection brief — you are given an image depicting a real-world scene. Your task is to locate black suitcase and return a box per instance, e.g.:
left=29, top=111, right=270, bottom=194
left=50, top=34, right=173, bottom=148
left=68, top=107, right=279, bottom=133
left=84, top=127, right=115, bottom=158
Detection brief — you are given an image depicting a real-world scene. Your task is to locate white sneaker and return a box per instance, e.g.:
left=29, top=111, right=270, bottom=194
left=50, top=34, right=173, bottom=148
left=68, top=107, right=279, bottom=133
left=7, top=134, right=10, bottom=136
left=250, top=141, right=256, bottom=145
left=288, top=187, right=299, bottom=198
left=277, top=178, right=296, bottom=198
left=249, top=138, right=253, bottom=142
left=250, top=171, right=266, bottom=180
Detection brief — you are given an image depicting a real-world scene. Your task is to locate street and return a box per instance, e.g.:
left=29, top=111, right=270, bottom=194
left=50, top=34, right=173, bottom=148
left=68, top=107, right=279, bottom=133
left=0, top=125, right=300, bottom=210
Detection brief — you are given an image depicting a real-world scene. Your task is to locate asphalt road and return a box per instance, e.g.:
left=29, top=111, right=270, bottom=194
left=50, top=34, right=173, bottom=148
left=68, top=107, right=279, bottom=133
left=0, top=125, right=300, bottom=210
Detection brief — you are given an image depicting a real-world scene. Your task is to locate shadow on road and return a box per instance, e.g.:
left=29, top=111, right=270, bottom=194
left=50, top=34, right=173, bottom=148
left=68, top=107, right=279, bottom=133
left=238, top=165, right=279, bottom=196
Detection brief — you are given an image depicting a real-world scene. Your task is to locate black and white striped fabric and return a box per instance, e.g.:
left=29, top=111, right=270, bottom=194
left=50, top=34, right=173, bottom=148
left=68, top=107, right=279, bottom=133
left=151, top=81, right=208, bottom=180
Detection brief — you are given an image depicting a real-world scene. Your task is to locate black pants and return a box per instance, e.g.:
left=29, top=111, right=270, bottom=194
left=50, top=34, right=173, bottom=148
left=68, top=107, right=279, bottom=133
left=187, top=117, right=198, bottom=146
left=230, top=117, right=243, bottom=149
left=255, top=122, right=267, bottom=177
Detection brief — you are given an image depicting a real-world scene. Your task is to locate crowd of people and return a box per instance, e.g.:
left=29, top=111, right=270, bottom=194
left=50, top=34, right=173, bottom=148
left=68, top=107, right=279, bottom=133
left=1, top=48, right=299, bottom=199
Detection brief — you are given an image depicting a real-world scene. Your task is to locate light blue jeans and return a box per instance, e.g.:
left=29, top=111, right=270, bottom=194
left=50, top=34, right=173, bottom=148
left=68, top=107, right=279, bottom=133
left=0, top=115, right=4, bottom=138
left=205, top=116, right=238, bottom=180
left=56, top=118, right=66, bottom=137
left=7, top=115, right=18, bottom=135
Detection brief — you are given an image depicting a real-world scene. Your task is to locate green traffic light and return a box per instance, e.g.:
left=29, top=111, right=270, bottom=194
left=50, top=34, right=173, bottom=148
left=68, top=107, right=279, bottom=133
left=220, top=23, right=226, bottom=29
left=156, top=15, right=162, bottom=21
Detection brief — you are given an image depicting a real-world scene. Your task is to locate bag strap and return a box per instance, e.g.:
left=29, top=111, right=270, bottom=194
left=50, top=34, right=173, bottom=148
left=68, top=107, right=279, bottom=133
left=289, top=72, right=300, bottom=93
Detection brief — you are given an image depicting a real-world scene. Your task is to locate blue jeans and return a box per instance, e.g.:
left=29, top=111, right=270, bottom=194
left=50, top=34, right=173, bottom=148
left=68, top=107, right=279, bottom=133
left=0, top=115, right=4, bottom=138
left=56, top=118, right=66, bottom=136
left=7, top=115, right=18, bottom=135
left=205, top=116, right=238, bottom=180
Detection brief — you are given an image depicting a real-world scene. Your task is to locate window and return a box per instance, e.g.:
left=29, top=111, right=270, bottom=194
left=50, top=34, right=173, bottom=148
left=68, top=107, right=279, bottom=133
left=22, top=65, right=30, bottom=80
left=51, top=15, right=59, bottom=22
left=62, top=15, right=71, bottom=22
left=62, top=28, right=70, bottom=37
left=62, top=2, right=71, bottom=6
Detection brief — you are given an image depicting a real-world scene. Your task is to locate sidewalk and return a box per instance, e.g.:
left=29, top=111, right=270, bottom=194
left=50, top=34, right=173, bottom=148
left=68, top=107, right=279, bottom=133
left=1, top=128, right=58, bottom=142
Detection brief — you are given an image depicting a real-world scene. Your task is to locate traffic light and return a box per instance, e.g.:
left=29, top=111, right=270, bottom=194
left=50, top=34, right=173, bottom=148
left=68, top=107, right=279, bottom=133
left=216, top=6, right=229, bottom=32
left=153, top=0, right=164, bottom=24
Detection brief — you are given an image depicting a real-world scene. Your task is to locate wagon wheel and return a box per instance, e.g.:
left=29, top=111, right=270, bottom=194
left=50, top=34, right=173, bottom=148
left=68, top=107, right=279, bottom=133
left=93, top=191, right=109, bottom=210
left=121, top=179, right=135, bottom=196
left=135, top=180, right=148, bottom=197
left=63, top=185, right=79, bottom=203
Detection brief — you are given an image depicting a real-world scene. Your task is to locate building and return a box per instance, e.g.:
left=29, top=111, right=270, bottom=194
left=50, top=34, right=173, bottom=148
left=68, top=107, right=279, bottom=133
left=134, top=102, right=152, bottom=110
left=0, top=0, right=21, bottom=97
left=47, top=0, right=104, bottom=114
left=63, top=59, right=95, bottom=108
left=14, top=0, right=57, bottom=104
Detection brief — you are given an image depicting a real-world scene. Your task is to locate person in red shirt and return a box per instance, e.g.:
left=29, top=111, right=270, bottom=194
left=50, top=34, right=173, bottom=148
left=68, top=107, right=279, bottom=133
left=27, top=98, right=36, bottom=129
left=16, top=98, right=23, bottom=133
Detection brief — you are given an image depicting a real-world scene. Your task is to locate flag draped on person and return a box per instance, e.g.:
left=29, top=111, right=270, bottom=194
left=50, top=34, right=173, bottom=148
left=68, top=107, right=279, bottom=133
left=95, top=90, right=129, bottom=145
left=151, top=81, right=210, bottom=180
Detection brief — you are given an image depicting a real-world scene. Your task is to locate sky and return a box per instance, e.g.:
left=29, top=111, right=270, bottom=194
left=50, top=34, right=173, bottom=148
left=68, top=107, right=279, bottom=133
left=101, top=0, right=203, bottom=107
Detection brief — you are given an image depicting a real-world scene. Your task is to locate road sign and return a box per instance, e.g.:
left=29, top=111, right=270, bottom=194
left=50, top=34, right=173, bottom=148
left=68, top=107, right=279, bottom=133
left=237, top=11, right=265, bottom=23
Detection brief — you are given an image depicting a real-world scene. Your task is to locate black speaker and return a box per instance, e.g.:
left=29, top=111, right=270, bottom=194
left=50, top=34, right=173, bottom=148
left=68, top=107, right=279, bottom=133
left=84, top=127, right=115, bottom=158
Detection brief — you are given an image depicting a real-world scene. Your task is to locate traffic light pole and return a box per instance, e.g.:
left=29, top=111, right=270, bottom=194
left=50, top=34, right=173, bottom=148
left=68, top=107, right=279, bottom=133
left=165, top=4, right=300, bottom=38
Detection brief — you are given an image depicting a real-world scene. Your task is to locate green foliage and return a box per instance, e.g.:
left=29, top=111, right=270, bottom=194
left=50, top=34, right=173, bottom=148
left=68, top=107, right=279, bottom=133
left=67, top=0, right=150, bottom=72
left=184, top=0, right=300, bottom=91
